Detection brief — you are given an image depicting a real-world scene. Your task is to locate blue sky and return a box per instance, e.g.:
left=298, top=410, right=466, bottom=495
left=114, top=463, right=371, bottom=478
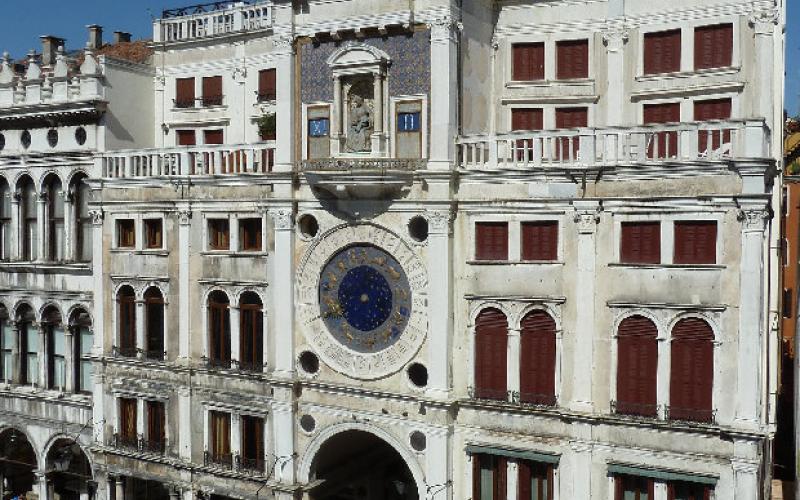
left=0, top=1, right=798, bottom=114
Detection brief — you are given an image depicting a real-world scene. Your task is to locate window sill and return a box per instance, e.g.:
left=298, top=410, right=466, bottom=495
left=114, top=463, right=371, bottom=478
left=506, top=78, right=594, bottom=89
left=110, top=248, right=170, bottom=256
left=0, top=262, right=91, bottom=273
left=467, top=260, right=564, bottom=266
left=635, top=66, right=740, bottom=82
left=201, top=250, right=268, bottom=257
left=609, top=263, right=725, bottom=270
left=171, top=105, right=229, bottom=113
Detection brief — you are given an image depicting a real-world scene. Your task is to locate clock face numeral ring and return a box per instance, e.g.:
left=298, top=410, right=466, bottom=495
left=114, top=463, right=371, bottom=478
left=318, top=245, right=412, bottom=354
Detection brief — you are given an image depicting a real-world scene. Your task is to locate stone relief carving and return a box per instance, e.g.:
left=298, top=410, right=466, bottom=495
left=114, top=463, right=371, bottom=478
left=574, top=209, right=601, bottom=234
left=602, top=27, right=629, bottom=53
left=88, top=209, right=104, bottom=225
left=270, top=209, right=294, bottom=231
left=738, top=207, right=770, bottom=232
left=344, top=80, right=374, bottom=153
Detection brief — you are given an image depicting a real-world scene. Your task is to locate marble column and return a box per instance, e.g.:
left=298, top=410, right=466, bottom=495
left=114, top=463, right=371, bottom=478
left=177, top=209, right=191, bottom=362
left=35, top=471, right=49, bottom=500
left=272, top=33, right=294, bottom=174
left=270, top=209, right=294, bottom=377
left=230, top=306, right=240, bottom=367
left=733, top=460, right=759, bottom=500
left=178, top=385, right=192, bottom=460
left=570, top=202, right=601, bottom=412
left=601, top=28, right=629, bottom=127
left=38, top=323, right=47, bottom=388
left=331, top=75, right=342, bottom=156
left=115, top=476, right=125, bottom=500
left=10, top=321, right=20, bottom=384
left=135, top=300, right=145, bottom=360
left=507, top=328, right=521, bottom=400
left=736, top=205, right=768, bottom=426
left=64, top=327, right=75, bottom=392
left=429, top=16, right=459, bottom=170
left=749, top=8, right=779, bottom=126
left=64, top=194, right=74, bottom=262
left=425, top=429, right=452, bottom=500
left=426, top=210, right=452, bottom=398
left=10, top=196, right=19, bottom=261
left=370, top=71, right=384, bottom=156
left=89, top=210, right=105, bottom=444
left=36, top=193, right=46, bottom=262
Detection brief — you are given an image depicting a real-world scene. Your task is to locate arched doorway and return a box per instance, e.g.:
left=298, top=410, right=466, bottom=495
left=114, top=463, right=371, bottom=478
left=45, top=438, right=92, bottom=499
left=308, top=430, right=419, bottom=500
left=0, top=428, right=37, bottom=499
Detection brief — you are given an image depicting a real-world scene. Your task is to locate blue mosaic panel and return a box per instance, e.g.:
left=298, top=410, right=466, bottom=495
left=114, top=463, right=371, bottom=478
left=319, top=245, right=412, bottom=354
left=309, top=118, right=330, bottom=137
left=301, top=30, right=431, bottom=103
left=397, top=112, right=421, bottom=132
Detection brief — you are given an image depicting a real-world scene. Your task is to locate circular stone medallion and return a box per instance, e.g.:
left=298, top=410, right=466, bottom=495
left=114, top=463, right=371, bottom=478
left=319, top=245, right=412, bottom=353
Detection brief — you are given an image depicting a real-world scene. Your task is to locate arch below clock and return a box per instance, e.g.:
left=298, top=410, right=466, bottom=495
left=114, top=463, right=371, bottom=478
left=299, top=422, right=424, bottom=500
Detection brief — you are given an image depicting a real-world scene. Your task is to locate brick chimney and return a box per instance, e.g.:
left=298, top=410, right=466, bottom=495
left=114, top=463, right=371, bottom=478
left=40, top=35, right=65, bottom=67
left=87, top=25, right=103, bottom=49
left=114, top=31, right=132, bottom=44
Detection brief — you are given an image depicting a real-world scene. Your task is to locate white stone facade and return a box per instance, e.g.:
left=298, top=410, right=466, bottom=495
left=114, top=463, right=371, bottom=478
left=0, top=0, right=787, bottom=499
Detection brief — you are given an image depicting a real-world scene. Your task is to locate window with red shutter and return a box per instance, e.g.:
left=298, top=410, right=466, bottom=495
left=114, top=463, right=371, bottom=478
left=694, top=99, right=732, bottom=153
left=512, top=43, right=545, bottom=81
left=669, top=318, right=714, bottom=422
left=204, top=129, right=224, bottom=145
left=258, top=69, right=276, bottom=101
left=521, top=221, right=558, bottom=261
left=616, top=315, right=658, bottom=417
left=667, top=480, right=713, bottom=500
left=176, top=130, right=196, bottom=146
left=620, top=222, right=661, bottom=264
left=519, top=460, right=555, bottom=500
left=474, top=308, right=508, bottom=401
left=475, top=222, right=509, bottom=261
left=615, top=475, right=655, bottom=500
left=520, top=311, right=556, bottom=405
left=555, top=107, right=588, bottom=160
left=644, top=103, right=681, bottom=158
left=674, top=221, right=717, bottom=264
left=644, top=30, right=681, bottom=75
left=473, top=454, right=507, bottom=500
left=511, top=109, right=544, bottom=162
left=694, top=24, right=733, bottom=70
left=202, top=76, right=223, bottom=106
left=556, top=39, right=589, bottom=79
left=175, top=77, right=195, bottom=108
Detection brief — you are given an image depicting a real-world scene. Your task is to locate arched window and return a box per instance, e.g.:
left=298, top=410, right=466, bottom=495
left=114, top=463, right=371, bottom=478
left=616, top=315, right=659, bottom=417
left=44, top=175, right=64, bottom=262
left=16, top=305, right=37, bottom=385
left=0, top=178, right=10, bottom=260
left=0, top=304, right=11, bottom=382
left=474, top=308, right=508, bottom=401
left=42, top=306, right=66, bottom=391
left=208, top=291, right=231, bottom=368
left=18, top=176, right=37, bottom=261
left=670, top=318, right=714, bottom=422
left=520, top=310, right=556, bottom=406
left=70, top=309, right=93, bottom=393
left=116, top=286, right=136, bottom=358
left=71, top=175, right=92, bottom=262
left=239, top=292, right=263, bottom=372
left=144, top=288, right=165, bottom=361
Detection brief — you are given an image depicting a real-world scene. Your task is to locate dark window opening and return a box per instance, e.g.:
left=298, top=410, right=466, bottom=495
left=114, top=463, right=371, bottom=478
left=117, top=286, right=137, bottom=358
left=201, top=76, right=223, bottom=107
left=616, top=315, right=659, bottom=417
left=512, top=42, right=545, bottom=81
left=620, top=222, right=661, bottom=264
left=116, top=219, right=135, bottom=248
left=239, top=292, right=263, bottom=372
left=144, top=219, right=163, bottom=249
left=144, top=288, right=165, bottom=361
left=241, top=415, right=265, bottom=472
left=208, top=219, right=230, bottom=250
left=239, top=218, right=263, bottom=252
left=472, top=454, right=507, bottom=500
left=474, top=308, right=508, bottom=401
left=518, top=460, right=554, bottom=500
left=146, top=400, right=166, bottom=453
left=257, top=69, right=276, bottom=101
left=209, top=411, right=232, bottom=467
left=208, top=291, right=231, bottom=369
left=175, top=77, right=195, bottom=108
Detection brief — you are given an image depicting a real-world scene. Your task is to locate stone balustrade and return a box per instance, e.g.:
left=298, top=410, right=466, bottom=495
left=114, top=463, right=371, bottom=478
left=154, top=1, right=273, bottom=43
left=456, top=119, right=770, bottom=170
left=99, top=142, right=276, bottom=178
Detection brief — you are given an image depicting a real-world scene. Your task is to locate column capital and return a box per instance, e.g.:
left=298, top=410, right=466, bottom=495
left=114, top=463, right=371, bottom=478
left=272, top=33, right=295, bottom=54
left=601, top=27, right=629, bottom=53
left=270, top=209, right=294, bottom=231
left=737, top=206, right=770, bottom=232
left=177, top=209, right=192, bottom=226
left=88, top=209, right=104, bottom=225
left=748, top=7, right=780, bottom=34
left=573, top=207, right=601, bottom=234
left=426, top=209, right=453, bottom=235
left=428, top=16, right=462, bottom=44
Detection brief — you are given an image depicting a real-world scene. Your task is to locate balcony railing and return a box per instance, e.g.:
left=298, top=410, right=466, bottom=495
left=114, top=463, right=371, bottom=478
left=297, top=158, right=427, bottom=172
left=456, top=120, right=769, bottom=170
left=204, top=450, right=234, bottom=469
left=155, top=1, right=273, bottom=43
left=467, top=387, right=557, bottom=408
left=666, top=406, right=716, bottom=424
left=99, top=143, right=275, bottom=179
left=112, top=346, right=139, bottom=358
left=113, top=434, right=167, bottom=455
left=611, top=400, right=660, bottom=419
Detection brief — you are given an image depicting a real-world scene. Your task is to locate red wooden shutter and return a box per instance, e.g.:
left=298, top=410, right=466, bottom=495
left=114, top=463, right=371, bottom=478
left=670, top=318, right=714, bottom=422
left=520, top=311, right=556, bottom=405
left=521, top=221, right=558, bottom=261
left=616, top=315, right=658, bottom=416
left=674, top=221, right=717, bottom=264
left=519, top=460, right=532, bottom=500
left=202, top=76, right=223, bottom=106
left=177, top=130, right=196, bottom=146
left=473, top=455, right=481, bottom=499
left=555, top=107, right=588, bottom=159
left=620, top=222, right=661, bottom=264
left=556, top=39, right=589, bottom=79
left=176, top=77, right=195, bottom=107
left=513, top=43, right=545, bottom=81
left=258, top=69, right=276, bottom=100
left=494, top=456, right=507, bottom=500
left=512, top=109, right=544, bottom=131
left=644, top=30, right=681, bottom=74
left=475, top=309, right=508, bottom=400
left=695, top=99, right=732, bottom=152
left=204, top=129, right=224, bottom=145
left=475, top=222, right=509, bottom=261
left=644, top=103, right=680, bottom=158
left=694, top=24, right=733, bottom=70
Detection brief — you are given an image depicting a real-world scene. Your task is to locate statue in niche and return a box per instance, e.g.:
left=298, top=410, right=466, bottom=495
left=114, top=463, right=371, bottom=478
left=345, top=81, right=373, bottom=153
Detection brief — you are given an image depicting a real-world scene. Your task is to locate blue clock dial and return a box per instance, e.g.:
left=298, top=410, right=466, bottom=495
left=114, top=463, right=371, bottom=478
left=319, top=245, right=412, bottom=353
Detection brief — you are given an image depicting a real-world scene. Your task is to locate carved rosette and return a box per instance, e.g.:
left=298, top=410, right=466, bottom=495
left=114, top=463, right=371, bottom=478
left=296, top=223, right=428, bottom=380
